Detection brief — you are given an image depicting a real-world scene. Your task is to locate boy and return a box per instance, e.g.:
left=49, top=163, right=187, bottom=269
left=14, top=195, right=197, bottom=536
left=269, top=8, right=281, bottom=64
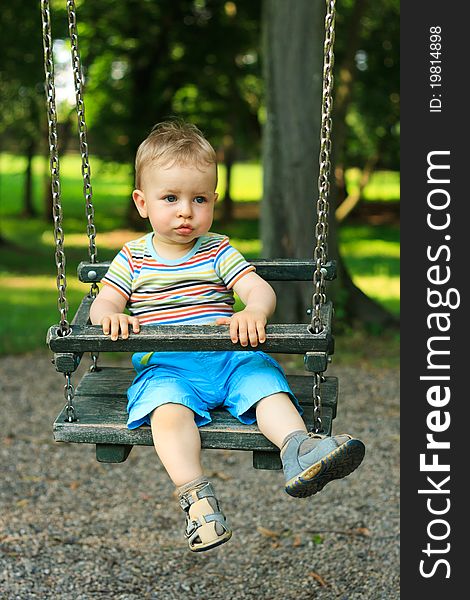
left=90, top=121, right=365, bottom=552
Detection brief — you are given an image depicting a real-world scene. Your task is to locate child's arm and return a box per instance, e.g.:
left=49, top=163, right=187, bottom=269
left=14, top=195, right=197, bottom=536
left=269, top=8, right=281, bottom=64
left=216, top=272, right=276, bottom=347
left=90, top=285, right=140, bottom=341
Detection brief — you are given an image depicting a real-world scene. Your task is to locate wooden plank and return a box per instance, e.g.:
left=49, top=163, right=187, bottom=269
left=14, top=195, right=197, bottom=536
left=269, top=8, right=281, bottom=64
left=71, top=367, right=338, bottom=410
left=53, top=403, right=336, bottom=450
left=78, top=259, right=337, bottom=283
left=71, top=295, right=94, bottom=325
left=96, top=443, right=133, bottom=463
left=47, top=304, right=333, bottom=354
left=253, top=451, right=282, bottom=470
left=53, top=373, right=338, bottom=450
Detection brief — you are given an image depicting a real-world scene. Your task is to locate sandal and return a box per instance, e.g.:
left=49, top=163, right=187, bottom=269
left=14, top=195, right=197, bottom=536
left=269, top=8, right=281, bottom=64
left=179, top=482, right=232, bottom=552
left=281, top=432, right=365, bottom=498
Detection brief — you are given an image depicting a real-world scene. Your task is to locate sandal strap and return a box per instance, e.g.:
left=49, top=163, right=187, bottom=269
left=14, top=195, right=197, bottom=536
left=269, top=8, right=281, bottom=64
left=179, top=481, right=216, bottom=512
left=185, top=511, right=229, bottom=539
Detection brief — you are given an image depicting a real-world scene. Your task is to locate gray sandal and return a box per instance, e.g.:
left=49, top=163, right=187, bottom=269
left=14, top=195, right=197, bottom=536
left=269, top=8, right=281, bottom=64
left=282, top=432, right=365, bottom=498
left=179, top=482, right=232, bottom=552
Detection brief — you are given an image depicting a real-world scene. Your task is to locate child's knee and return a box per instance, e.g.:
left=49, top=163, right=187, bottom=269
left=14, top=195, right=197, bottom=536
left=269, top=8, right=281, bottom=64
left=256, top=391, right=292, bottom=409
left=151, top=402, right=194, bottom=428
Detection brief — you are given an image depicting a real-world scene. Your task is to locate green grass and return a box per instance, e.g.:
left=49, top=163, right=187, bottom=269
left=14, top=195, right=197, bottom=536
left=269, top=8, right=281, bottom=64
left=0, top=153, right=399, bottom=218
left=0, top=153, right=400, bottom=358
left=345, top=168, right=400, bottom=202
left=339, top=225, right=400, bottom=315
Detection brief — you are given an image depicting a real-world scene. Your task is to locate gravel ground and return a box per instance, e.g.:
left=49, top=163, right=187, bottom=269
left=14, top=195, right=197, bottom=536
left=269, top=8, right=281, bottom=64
left=0, top=351, right=399, bottom=599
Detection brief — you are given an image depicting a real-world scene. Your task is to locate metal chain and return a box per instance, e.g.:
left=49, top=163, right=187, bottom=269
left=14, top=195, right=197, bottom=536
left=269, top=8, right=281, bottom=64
left=309, top=0, right=336, bottom=433
left=312, top=373, right=323, bottom=433
left=67, top=0, right=98, bottom=286
left=90, top=352, right=101, bottom=372
left=311, top=0, right=336, bottom=334
left=41, top=0, right=70, bottom=337
left=63, top=373, right=77, bottom=422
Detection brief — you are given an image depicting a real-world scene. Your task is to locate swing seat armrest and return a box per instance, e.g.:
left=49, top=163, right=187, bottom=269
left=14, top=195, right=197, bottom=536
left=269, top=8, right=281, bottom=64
left=47, top=321, right=333, bottom=354
left=77, top=259, right=337, bottom=283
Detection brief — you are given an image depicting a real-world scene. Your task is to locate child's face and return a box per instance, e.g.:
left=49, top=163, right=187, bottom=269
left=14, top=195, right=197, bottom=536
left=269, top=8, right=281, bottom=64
left=132, top=161, right=218, bottom=251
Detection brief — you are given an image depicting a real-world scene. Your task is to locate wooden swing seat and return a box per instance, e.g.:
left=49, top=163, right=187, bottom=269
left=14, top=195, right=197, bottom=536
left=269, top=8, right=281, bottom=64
left=53, top=367, right=338, bottom=469
left=48, top=258, right=337, bottom=470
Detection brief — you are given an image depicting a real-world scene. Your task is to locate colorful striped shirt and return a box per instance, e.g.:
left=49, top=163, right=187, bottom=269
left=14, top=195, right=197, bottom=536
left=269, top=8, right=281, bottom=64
left=101, top=232, right=256, bottom=325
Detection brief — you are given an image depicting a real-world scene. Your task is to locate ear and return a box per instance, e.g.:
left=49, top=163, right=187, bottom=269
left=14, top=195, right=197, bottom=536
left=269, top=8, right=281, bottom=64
left=132, top=189, right=148, bottom=218
left=213, top=192, right=219, bottom=203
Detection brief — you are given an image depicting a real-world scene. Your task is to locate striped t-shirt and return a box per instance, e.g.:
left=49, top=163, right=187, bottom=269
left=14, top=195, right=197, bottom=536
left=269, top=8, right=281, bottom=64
left=101, top=232, right=256, bottom=325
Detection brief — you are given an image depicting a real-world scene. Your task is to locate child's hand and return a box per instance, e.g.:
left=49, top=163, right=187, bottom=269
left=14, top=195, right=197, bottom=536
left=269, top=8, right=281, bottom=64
left=216, top=309, right=267, bottom=347
left=100, top=313, right=140, bottom=341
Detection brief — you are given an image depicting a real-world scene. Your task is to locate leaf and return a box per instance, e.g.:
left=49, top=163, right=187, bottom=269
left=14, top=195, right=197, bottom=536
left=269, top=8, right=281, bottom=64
left=69, top=481, right=80, bottom=491
left=352, top=527, right=371, bottom=537
left=207, top=470, right=232, bottom=481
left=257, top=526, right=281, bottom=539
left=308, top=571, right=327, bottom=587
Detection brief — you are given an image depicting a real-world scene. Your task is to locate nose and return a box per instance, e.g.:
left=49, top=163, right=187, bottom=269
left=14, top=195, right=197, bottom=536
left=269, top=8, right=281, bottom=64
left=177, top=199, right=193, bottom=219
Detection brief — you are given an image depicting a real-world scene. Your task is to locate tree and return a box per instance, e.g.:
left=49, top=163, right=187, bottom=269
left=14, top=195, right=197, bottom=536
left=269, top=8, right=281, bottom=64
left=74, top=0, right=262, bottom=221
left=333, top=0, right=399, bottom=215
left=260, top=0, right=323, bottom=324
left=0, top=0, right=47, bottom=218
left=261, top=0, right=397, bottom=327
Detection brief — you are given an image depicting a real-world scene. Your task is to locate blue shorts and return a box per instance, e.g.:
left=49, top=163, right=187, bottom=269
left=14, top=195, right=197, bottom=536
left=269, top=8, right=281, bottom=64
left=126, top=350, right=302, bottom=429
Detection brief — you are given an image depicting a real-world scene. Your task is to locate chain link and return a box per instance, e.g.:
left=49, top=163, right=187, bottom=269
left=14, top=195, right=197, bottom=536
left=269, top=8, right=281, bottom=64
left=311, top=0, right=336, bottom=334
left=63, top=373, right=77, bottom=422
left=90, top=352, right=101, bottom=372
left=41, top=0, right=70, bottom=337
left=67, top=0, right=98, bottom=268
left=312, top=373, right=323, bottom=433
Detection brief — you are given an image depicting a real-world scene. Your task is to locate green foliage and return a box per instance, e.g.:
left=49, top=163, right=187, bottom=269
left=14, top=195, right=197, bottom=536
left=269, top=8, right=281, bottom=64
left=0, top=1, right=399, bottom=171
left=0, top=0, right=46, bottom=151
left=73, top=0, right=261, bottom=166
left=335, top=0, right=400, bottom=169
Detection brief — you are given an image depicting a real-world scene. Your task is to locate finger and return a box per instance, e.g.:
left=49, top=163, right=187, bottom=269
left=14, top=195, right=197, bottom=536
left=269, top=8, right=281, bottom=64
left=131, top=317, right=140, bottom=333
left=229, top=319, right=239, bottom=344
left=248, top=323, right=258, bottom=347
left=101, top=316, right=111, bottom=336
left=119, top=315, right=130, bottom=339
left=237, top=320, right=249, bottom=347
left=215, top=317, right=231, bottom=326
left=257, top=321, right=266, bottom=344
left=110, top=315, right=120, bottom=341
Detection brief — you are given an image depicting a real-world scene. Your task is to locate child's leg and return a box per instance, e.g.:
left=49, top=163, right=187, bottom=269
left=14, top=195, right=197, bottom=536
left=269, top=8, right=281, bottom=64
left=150, top=403, right=232, bottom=552
left=256, top=392, right=307, bottom=448
left=150, top=403, right=203, bottom=487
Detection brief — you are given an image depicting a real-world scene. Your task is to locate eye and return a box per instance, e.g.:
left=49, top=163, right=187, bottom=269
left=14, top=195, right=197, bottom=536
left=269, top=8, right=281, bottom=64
left=164, top=195, right=177, bottom=203
left=194, top=196, right=207, bottom=204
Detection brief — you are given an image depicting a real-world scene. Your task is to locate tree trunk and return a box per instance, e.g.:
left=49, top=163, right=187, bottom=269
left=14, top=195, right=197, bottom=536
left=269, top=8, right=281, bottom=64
left=261, top=0, right=323, bottom=323
left=332, top=0, right=368, bottom=207
left=23, top=138, right=37, bottom=217
left=221, top=136, right=235, bottom=223
left=261, top=0, right=396, bottom=328
left=43, top=150, right=53, bottom=222
left=335, top=153, right=378, bottom=222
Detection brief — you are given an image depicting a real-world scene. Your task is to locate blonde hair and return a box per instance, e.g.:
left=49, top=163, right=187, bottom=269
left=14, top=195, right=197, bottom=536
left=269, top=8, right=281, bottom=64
left=135, top=120, right=217, bottom=189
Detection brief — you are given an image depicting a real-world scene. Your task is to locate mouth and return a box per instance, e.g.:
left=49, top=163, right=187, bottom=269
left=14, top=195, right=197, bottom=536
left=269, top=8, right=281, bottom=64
left=176, top=224, right=194, bottom=235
